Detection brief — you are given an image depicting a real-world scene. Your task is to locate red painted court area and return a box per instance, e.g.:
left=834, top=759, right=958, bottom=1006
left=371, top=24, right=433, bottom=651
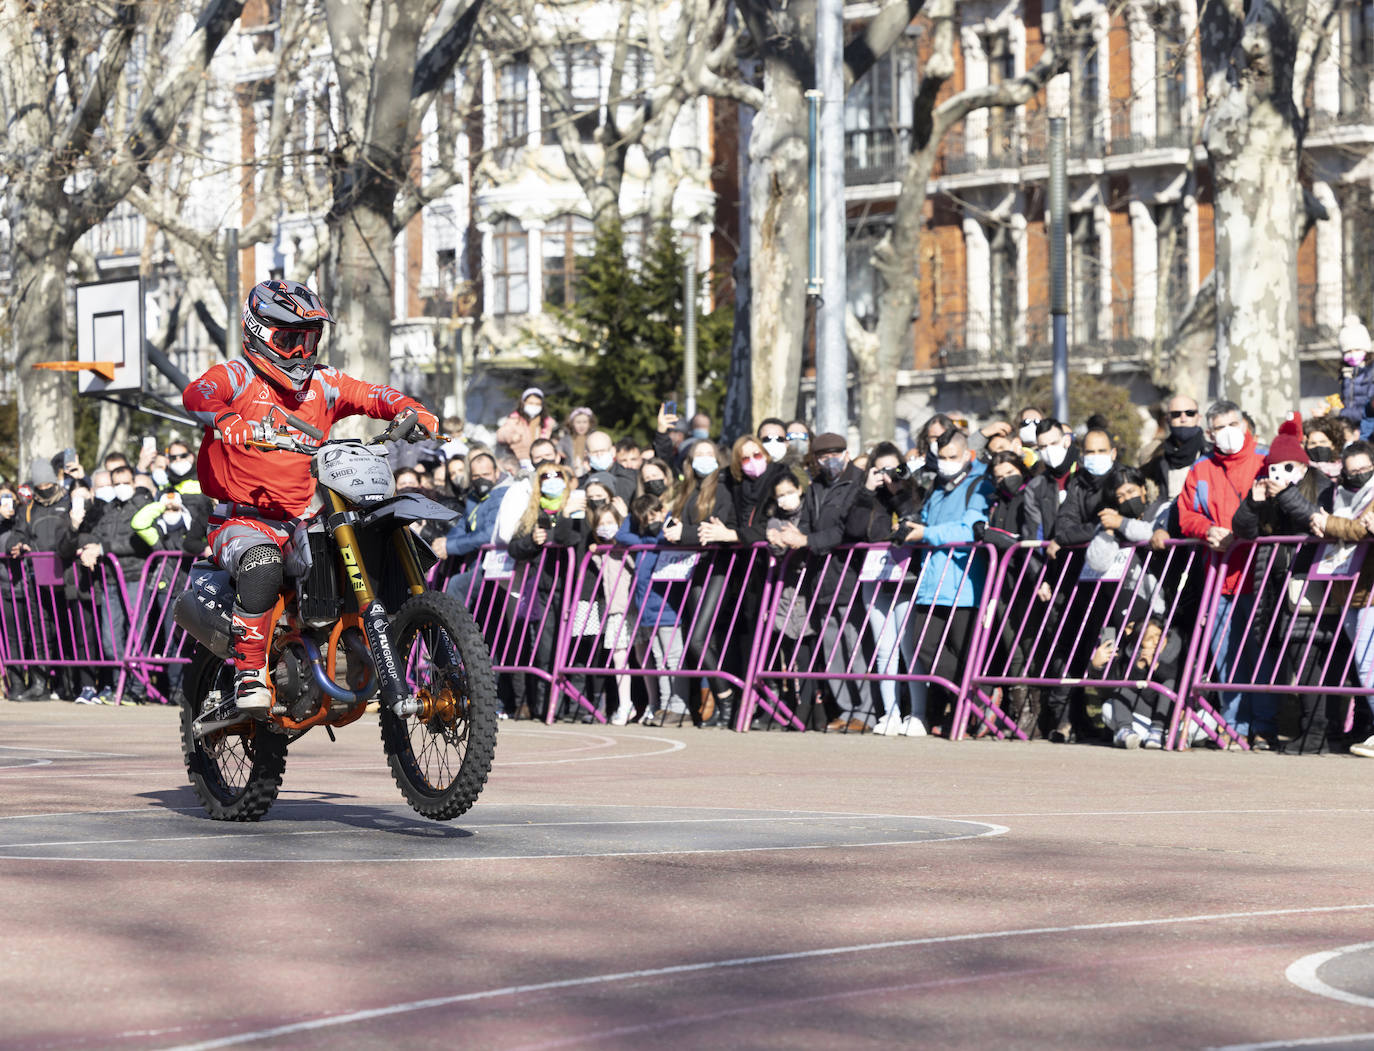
left=3, top=703, right=1374, bottom=1050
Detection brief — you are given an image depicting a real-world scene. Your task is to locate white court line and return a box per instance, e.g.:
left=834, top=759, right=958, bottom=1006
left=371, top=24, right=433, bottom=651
left=0, top=744, right=134, bottom=757
left=1211, top=1035, right=1374, bottom=1050
left=160, top=902, right=1374, bottom=1051
left=1286, top=941, right=1374, bottom=1010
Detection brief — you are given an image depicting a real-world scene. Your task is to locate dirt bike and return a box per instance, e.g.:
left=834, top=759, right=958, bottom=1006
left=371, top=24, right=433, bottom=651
left=172, top=410, right=498, bottom=823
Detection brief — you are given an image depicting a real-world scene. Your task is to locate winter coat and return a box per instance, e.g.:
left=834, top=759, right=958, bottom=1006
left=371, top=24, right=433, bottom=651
left=615, top=519, right=679, bottom=628
left=495, top=411, right=556, bottom=463
left=1341, top=364, right=1374, bottom=440
left=722, top=461, right=794, bottom=544
left=1178, top=432, right=1266, bottom=594
left=1053, top=468, right=1112, bottom=547
left=913, top=461, right=994, bottom=608
left=81, top=494, right=154, bottom=584
left=443, top=481, right=510, bottom=561
left=798, top=462, right=867, bottom=616
left=670, top=479, right=736, bottom=548
left=844, top=479, right=921, bottom=543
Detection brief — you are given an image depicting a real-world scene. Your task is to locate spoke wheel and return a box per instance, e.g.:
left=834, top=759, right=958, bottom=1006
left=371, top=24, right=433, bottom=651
left=380, top=591, right=498, bottom=821
left=180, top=646, right=287, bottom=822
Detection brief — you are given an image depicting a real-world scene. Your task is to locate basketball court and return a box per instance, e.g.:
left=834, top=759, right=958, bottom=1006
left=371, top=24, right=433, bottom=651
left=2, top=703, right=1372, bottom=1049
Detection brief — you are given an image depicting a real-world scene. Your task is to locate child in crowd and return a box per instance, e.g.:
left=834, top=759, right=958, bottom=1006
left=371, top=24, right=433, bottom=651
left=616, top=494, right=689, bottom=725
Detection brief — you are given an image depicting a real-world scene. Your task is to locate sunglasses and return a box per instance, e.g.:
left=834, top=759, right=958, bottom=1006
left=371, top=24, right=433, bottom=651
left=538, top=472, right=561, bottom=482
left=760, top=436, right=787, bottom=445
left=743, top=452, right=768, bottom=463
left=268, top=327, right=321, bottom=359
left=1169, top=409, right=1199, bottom=420
left=786, top=433, right=808, bottom=441
left=170, top=453, right=193, bottom=462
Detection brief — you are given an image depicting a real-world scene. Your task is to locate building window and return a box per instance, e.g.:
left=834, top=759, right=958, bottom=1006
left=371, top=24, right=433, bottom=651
left=1071, top=213, right=1100, bottom=344
left=844, top=44, right=915, bottom=181
left=1069, top=22, right=1101, bottom=155
left=542, top=213, right=595, bottom=307
left=496, top=57, right=529, bottom=144
left=1152, top=8, right=1189, bottom=144
left=1340, top=0, right=1373, bottom=116
left=986, top=33, right=1017, bottom=164
left=491, top=218, right=528, bottom=316
left=542, top=43, right=602, bottom=145
left=989, top=223, right=1018, bottom=355
left=1154, top=202, right=1190, bottom=332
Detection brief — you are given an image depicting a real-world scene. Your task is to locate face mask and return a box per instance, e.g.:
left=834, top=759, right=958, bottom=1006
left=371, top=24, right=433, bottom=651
left=540, top=477, right=566, bottom=498
left=94, top=486, right=116, bottom=503
left=588, top=452, right=614, bottom=472
left=469, top=477, right=494, bottom=501
left=1345, top=352, right=1367, bottom=368
left=996, top=474, right=1022, bottom=497
left=1342, top=469, right=1374, bottom=491
left=643, top=478, right=667, bottom=497
left=587, top=497, right=608, bottom=515
left=1082, top=453, right=1114, bottom=476
left=35, top=484, right=61, bottom=505
left=1118, top=496, right=1147, bottom=520
left=906, top=457, right=922, bottom=475
left=741, top=457, right=767, bottom=479
left=818, top=455, right=846, bottom=479
left=150, top=468, right=169, bottom=488
left=776, top=493, right=801, bottom=513
left=595, top=522, right=619, bottom=541
left=1268, top=463, right=1306, bottom=486
left=790, top=438, right=809, bottom=457
left=169, top=458, right=193, bottom=477
left=761, top=438, right=787, bottom=462
left=1307, top=445, right=1336, bottom=463
left=1019, top=422, right=1038, bottom=445
left=936, top=457, right=967, bottom=479
left=691, top=428, right=710, bottom=441
left=1040, top=443, right=1068, bottom=470
left=1213, top=424, right=1246, bottom=456
left=114, top=483, right=136, bottom=503
left=1171, top=425, right=1202, bottom=443
left=523, top=402, right=542, bottom=418
left=691, top=455, right=719, bottom=478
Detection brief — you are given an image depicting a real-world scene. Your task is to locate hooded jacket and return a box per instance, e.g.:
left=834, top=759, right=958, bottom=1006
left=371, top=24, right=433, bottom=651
left=913, top=459, right=994, bottom=608
left=1178, top=429, right=1266, bottom=595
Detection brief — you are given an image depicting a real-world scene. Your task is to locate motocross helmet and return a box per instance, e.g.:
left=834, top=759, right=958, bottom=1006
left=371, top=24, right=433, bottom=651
left=241, top=279, right=334, bottom=392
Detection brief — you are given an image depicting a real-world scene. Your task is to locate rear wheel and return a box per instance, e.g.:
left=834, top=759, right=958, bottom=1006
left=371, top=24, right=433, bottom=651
left=380, top=591, right=498, bottom=820
left=180, top=646, right=287, bottom=822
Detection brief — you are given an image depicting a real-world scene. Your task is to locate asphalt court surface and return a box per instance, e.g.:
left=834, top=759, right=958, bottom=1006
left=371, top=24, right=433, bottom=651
left=4, top=703, right=1374, bottom=1050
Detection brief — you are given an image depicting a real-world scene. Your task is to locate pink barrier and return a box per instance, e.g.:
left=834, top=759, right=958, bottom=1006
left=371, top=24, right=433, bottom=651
left=120, top=551, right=199, bottom=705
left=1178, top=535, right=1374, bottom=752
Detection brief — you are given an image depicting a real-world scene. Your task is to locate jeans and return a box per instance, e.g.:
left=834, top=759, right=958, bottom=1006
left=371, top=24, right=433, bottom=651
left=1208, top=592, right=1276, bottom=737
left=861, top=582, right=926, bottom=722
left=1342, top=607, right=1374, bottom=720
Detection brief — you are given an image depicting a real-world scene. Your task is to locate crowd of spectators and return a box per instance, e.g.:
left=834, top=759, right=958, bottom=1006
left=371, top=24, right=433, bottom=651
left=11, top=331, right=1374, bottom=759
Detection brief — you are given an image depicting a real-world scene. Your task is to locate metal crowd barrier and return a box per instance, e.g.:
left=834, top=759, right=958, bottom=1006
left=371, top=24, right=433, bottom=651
left=9, top=534, right=1374, bottom=750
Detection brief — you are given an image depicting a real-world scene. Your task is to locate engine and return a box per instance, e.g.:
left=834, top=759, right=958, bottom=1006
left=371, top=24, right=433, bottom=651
left=273, top=641, right=324, bottom=722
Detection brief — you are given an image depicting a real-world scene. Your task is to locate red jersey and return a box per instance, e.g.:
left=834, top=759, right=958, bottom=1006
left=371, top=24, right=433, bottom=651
left=183, top=359, right=423, bottom=518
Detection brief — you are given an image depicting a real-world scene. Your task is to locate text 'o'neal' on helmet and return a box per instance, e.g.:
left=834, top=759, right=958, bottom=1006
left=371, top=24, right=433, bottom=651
left=241, top=279, right=335, bottom=392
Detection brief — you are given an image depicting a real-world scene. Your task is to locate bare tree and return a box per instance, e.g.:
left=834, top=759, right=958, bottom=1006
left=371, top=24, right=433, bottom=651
left=0, top=0, right=245, bottom=469
left=845, top=0, right=1062, bottom=445
left=1198, top=0, right=1339, bottom=435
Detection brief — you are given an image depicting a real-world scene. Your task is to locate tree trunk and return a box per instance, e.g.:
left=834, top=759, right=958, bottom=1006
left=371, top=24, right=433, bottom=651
left=748, top=65, right=810, bottom=426
left=1206, top=108, right=1301, bottom=437
left=10, top=214, right=74, bottom=472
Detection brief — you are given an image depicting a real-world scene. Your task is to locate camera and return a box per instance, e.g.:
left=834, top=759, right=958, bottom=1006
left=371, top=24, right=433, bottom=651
left=881, top=463, right=909, bottom=481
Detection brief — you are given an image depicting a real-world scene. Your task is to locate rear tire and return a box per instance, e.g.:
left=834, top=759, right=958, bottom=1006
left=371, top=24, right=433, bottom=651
left=180, top=646, right=287, bottom=822
left=380, top=591, right=498, bottom=820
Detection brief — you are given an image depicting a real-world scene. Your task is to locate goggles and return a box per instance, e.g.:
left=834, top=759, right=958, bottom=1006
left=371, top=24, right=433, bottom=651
left=268, top=326, right=322, bottom=359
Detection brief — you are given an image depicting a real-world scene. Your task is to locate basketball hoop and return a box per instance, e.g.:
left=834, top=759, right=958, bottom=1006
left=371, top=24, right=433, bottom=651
left=34, top=360, right=119, bottom=382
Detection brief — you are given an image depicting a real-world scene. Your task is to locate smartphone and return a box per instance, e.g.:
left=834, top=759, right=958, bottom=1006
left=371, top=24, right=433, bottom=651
left=665, top=400, right=677, bottom=417
left=538, top=510, right=557, bottom=531
left=142, top=436, right=157, bottom=451
left=1098, top=626, right=1117, bottom=648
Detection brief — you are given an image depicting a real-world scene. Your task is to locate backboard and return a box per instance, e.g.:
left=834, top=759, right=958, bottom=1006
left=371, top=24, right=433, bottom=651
left=75, top=277, right=144, bottom=394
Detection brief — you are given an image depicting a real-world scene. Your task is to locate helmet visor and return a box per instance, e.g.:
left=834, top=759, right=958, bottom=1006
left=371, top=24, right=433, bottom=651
left=269, top=327, right=322, bottom=359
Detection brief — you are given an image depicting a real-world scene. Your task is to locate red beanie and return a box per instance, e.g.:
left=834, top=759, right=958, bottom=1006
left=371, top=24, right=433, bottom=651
left=1264, top=413, right=1308, bottom=467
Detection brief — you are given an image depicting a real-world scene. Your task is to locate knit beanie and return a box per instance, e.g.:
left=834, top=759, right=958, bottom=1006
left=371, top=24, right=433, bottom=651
left=1263, top=413, right=1308, bottom=467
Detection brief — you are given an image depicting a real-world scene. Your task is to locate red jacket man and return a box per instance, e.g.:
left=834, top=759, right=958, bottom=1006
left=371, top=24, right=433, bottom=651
left=183, top=279, right=438, bottom=713
left=1177, top=400, right=1265, bottom=595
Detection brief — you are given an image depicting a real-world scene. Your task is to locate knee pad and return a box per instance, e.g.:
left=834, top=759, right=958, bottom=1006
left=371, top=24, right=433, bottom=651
left=235, top=545, right=284, bottom=615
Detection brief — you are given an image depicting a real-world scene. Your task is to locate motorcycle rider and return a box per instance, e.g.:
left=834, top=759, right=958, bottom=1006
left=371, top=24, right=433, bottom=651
left=183, top=279, right=439, bottom=713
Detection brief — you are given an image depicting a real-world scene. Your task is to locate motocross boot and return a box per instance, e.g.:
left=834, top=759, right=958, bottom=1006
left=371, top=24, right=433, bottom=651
left=230, top=605, right=276, bottom=714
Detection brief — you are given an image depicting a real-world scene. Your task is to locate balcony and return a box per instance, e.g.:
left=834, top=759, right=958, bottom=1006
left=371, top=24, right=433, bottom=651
left=1106, top=109, right=1194, bottom=158
left=844, top=127, right=910, bottom=185
left=928, top=301, right=1148, bottom=372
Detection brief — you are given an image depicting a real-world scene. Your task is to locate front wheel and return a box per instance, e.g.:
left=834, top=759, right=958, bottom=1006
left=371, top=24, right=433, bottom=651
left=380, top=590, right=499, bottom=820
left=180, top=646, right=287, bottom=821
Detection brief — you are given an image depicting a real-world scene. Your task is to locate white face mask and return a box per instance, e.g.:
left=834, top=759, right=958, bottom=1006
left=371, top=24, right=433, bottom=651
left=113, top=483, right=136, bottom=503
left=150, top=469, right=169, bottom=488
left=1019, top=422, right=1038, bottom=445
left=1040, top=443, right=1068, bottom=469
left=760, top=437, right=787, bottom=462
left=1213, top=424, right=1246, bottom=456
left=1082, top=453, right=1114, bottom=476
left=588, top=452, right=614, bottom=472
left=169, top=458, right=193, bottom=477
left=936, top=456, right=967, bottom=479
left=776, top=493, right=801, bottom=513
left=523, top=402, right=542, bottom=418
left=594, top=522, right=619, bottom=541
left=94, top=486, right=116, bottom=503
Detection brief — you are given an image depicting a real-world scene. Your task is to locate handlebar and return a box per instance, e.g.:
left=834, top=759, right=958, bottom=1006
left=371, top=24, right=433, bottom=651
left=211, top=422, right=449, bottom=455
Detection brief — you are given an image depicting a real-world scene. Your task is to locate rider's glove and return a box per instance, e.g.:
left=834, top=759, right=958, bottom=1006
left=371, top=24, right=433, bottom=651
left=216, top=413, right=263, bottom=446
left=392, top=406, right=441, bottom=440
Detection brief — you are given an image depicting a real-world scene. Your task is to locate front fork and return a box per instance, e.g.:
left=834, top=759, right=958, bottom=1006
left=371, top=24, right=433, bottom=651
left=325, top=490, right=455, bottom=716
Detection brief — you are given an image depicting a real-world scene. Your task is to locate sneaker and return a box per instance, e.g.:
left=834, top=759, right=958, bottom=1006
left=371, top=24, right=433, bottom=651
left=233, top=669, right=273, bottom=713
left=1144, top=727, right=1164, bottom=750
left=74, top=686, right=100, bottom=705
left=610, top=703, right=632, bottom=727
left=874, top=709, right=903, bottom=737
left=1350, top=734, right=1374, bottom=759
left=497, top=710, right=509, bottom=721
left=96, top=687, right=115, bottom=705
left=639, top=707, right=657, bottom=725
left=1112, top=726, right=1142, bottom=750
left=901, top=715, right=928, bottom=737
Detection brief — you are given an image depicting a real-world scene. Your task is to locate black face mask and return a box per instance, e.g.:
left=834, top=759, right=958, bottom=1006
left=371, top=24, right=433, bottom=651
left=34, top=484, right=62, bottom=506
left=469, top=477, right=494, bottom=501
left=1342, top=469, right=1373, bottom=492
left=643, top=478, right=667, bottom=497
left=996, top=475, right=1022, bottom=498
left=1118, top=496, right=1147, bottom=520
left=587, top=498, right=609, bottom=516
left=1170, top=425, right=1202, bottom=444
left=1309, top=446, right=1336, bottom=463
